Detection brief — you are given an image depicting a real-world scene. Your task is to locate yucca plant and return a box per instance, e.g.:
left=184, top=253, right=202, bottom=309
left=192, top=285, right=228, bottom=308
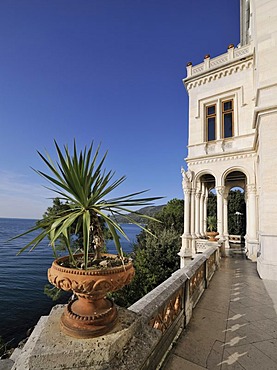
left=14, top=140, right=162, bottom=269
left=206, top=215, right=217, bottom=232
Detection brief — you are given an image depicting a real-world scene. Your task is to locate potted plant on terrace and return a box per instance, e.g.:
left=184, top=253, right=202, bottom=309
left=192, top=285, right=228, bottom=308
left=13, top=141, right=161, bottom=338
left=206, top=215, right=219, bottom=241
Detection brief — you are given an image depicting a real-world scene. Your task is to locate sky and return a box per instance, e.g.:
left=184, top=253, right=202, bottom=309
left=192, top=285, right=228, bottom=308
left=0, top=0, right=240, bottom=219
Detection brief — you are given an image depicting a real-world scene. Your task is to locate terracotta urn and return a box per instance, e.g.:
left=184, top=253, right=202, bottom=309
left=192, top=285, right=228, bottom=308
left=48, top=253, right=135, bottom=338
left=206, top=231, right=219, bottom=242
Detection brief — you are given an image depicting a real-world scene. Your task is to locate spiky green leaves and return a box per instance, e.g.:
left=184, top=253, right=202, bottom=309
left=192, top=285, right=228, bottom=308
left=12, top=140, right=162, bottom=269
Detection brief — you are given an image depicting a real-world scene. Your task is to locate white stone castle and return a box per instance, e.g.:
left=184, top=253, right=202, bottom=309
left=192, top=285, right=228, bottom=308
left=180, top=0, right=277, bottom=280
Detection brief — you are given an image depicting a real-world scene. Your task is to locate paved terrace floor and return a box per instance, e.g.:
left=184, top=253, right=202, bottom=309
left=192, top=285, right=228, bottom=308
left=162, top=252, right=277, bottom=370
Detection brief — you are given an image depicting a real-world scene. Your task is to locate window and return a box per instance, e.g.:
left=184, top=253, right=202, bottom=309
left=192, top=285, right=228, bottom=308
left=222, top=100, right=233, bottom=138
left=206, top=104, right=216, bottom=141
left=204, top=98, right=234, bottom=142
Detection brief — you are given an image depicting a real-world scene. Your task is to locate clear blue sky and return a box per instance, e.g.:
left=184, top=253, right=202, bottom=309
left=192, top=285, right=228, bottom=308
left=0, top=0, right=240, bottom=219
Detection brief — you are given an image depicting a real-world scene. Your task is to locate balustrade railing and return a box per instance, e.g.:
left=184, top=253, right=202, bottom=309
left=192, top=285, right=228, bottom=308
left=186, top=43, right=253, bottom=78
left=128, top=246, right=219, bottom=370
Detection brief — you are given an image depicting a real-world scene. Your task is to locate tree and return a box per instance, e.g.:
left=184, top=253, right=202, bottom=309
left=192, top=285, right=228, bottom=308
left=112, top=199, right=184, bottom=307
left=228, top=189, right=246, bottom=235
left=207, top=189, right=246, bottom=235
left=207, top=191, right=217, bottom=218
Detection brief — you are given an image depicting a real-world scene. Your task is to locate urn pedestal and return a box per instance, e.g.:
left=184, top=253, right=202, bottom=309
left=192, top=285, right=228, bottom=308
left=48, top=254, right=135, bottom=338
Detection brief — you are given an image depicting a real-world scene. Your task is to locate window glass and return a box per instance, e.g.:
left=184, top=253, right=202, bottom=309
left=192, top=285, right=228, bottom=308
left=206, top=104, right=216, bottom=141
left=207, top=106, right=215, bottom=115
left=223, top=101, right=232, bottom=111
left=224, top=113, right=233, bottom=138
left=208, top=117, right=216, bottom=141
left=222, top=100, right=234, bottom=138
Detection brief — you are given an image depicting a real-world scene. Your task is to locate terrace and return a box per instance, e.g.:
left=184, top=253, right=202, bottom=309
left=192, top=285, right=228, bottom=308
left=6, top=244, right=277, bottom=370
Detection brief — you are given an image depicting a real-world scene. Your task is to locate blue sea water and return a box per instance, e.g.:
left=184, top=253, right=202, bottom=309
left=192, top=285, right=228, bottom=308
left=0, top=218, right=140, bottom=346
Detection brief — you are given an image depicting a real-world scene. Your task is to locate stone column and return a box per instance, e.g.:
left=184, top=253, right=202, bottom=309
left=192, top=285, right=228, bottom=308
left=200, top=183, right=205, bottom=237
left=184, top=188, right=191, bottom=237
left=190, top=189, right=196, bottom=255
left=190, top=189, right=196, bottom=239
left=195, top=189, right=201, bottom=238
left=203, top=188, right=208, bottom=237
left=216, top=186, right=225, bottom=240
left=180, top=168, right=194, bottom=266
left=180, top=188, right=192, bottom=267
left=223, top=189, right=230, bottom=249
left=245, top=184, right=259, bottom=260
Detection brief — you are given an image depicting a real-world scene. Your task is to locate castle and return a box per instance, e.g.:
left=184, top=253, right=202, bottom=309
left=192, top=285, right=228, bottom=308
left=181, top=0, right=277, bottom=280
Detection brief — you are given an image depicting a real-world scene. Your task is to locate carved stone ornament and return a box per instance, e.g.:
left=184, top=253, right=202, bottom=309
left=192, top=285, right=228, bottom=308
left=150, top=289, right=183, bottom=332
left=181, top=167, right=194, bottom=190
left=48, top=253, right=135, bottom=338
left=216, top=186, right=225, bottom=196
left=246, top=184, right=256, bottom=193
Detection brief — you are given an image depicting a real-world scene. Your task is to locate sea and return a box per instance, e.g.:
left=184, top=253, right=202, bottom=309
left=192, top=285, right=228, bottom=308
left=0, top=218, right=141, bottom=347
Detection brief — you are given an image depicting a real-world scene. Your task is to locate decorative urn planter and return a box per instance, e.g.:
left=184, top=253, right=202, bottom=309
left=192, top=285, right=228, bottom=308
left=206, top=231, right=219, bottom=242
left=48, top=254, right=135, bottom=338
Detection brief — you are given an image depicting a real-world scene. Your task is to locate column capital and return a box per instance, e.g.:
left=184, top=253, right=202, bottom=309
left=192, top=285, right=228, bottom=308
left=195, top=192, right=201, bottom=199
left=181, top=167, right=193, bottom=192
left=216, top=185, right=225, bottom=196
left=183, top=188, right=192, bottom=195
left=246, top=184, right=256, bottom=194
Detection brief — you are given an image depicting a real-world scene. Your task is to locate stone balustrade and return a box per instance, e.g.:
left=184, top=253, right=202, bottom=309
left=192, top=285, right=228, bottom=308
left=128, top=245, right=219, bottom=370
left=186, top=43, right=253, bottom=78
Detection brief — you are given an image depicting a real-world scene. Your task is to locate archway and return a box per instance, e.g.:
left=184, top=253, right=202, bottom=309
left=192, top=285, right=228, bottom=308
left=198, top=173, right=216, bottom=236
left=224, top=171, right=247, bottom=250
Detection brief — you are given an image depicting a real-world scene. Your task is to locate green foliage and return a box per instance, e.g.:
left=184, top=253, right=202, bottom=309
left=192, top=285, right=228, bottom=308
left=206, top=215, right=217, bottom=231
left=207, top=191, right=217, bottom=217
left=44, top=284, right=64, bottom=301
left=207, top=189, right=246, bottom=235
left=11, top=141, right=162, bottom=269
left=40, top=197, right=111, bottom=254
left=112, top=199, right=183, bottom=307
left=228, top=190, right=246, bottom=235
left=109, top=205, right=165, bottom=224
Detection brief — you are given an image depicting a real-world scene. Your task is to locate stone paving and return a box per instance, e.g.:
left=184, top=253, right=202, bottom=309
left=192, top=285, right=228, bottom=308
left=162, top=252, right=277, bottom=370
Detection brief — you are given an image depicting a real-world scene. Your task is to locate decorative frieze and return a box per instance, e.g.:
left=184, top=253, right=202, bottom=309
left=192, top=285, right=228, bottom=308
left=186, top=60, right=253, bottom=90
left=187, top=152, right=256, bottom=166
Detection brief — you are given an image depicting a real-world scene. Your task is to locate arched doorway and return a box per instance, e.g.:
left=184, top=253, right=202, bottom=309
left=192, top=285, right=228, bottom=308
left=227, top=187, right=246, bottom=253
left=223, top=170, right=249, bottom=254
left=199, top=173, right=216, bottom=238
